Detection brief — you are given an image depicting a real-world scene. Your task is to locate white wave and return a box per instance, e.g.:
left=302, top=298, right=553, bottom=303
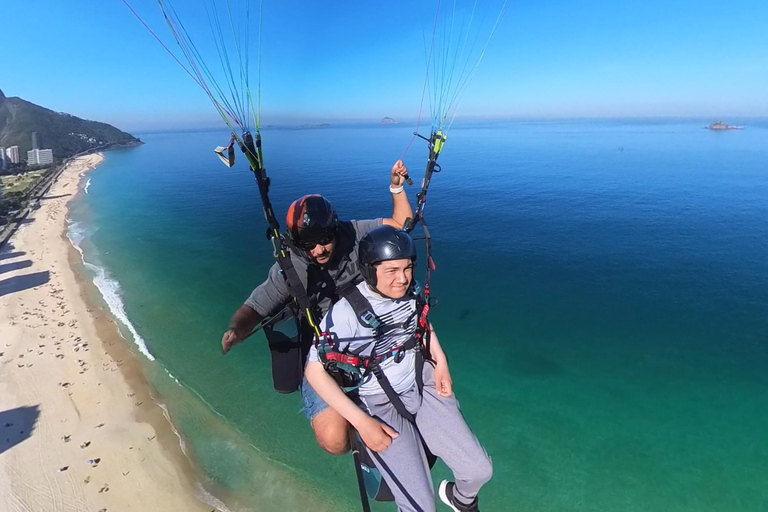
left=85, top=260, right=155, bottom=360
left=66, top=220, right=155, bottom=361
left=158, top=402, right=188, bottom=455
left=164, top=367, right=182, bottom=386
left=156, top=402, right=238, bottom=512
left=66, top=219, right=91, bottom=253
left=66, top=220, right=235, bottom=512
left=83, top=178, right=92, bottom=194
left=196, top=484, right=238, bottom=512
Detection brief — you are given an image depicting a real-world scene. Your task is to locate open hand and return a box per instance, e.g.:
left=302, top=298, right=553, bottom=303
left=390, top=160, right=408, bottom=187
left=357, top=416, right=399, bottom=452
left=434, top=362, right=453, bottom=397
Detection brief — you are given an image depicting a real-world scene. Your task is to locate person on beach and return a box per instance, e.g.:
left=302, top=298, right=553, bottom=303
left=305, top=225, right=493, bottom=512
left=221, top=160, right=413, bottom=455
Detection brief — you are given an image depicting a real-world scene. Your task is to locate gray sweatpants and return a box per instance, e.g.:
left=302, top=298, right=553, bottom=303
left=357, top=362, right=493, bottom=512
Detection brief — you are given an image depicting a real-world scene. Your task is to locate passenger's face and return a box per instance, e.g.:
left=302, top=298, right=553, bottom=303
left=375, top=259, right=413, bottom=299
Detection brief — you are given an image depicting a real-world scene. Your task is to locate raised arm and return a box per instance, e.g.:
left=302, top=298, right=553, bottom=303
left=383, top=160, right=414, bottom=229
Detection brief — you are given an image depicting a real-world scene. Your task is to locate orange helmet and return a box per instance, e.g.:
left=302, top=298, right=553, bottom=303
left=285, top=194, right=338, bottom=247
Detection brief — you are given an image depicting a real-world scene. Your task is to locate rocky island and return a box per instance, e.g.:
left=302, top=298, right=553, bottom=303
left=705, top=121, right=743, bottom=131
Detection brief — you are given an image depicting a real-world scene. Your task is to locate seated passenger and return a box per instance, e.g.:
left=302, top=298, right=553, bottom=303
left=221, top=161, right=412, bottom=456
left=305, top=225, right=493, bottom=512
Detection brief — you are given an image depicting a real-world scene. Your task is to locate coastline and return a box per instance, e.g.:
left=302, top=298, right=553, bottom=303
left=0, top=154, right=214, bottom=512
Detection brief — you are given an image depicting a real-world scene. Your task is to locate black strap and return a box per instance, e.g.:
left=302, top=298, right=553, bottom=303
left=351, top=440, right=373, bottom=512
left=338, top=286, right=424, bottom=425
left=343, top=286, right=383, bottom=333
left=343, top=285, right=419, bottom=335
left=240, top=131, right=321, bottom=338
left=415, top=350, right=425, bottom=395
left=371, top=363, right=416, bottom=424
left=276, top=248, right=315, bottom=317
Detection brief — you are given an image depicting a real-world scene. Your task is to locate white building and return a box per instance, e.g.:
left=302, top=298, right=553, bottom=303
left=0, top=147, right=6, bottom=170
left=27, top=148, right=54, bottom=166
left=6, top=145, right=20, bottom=164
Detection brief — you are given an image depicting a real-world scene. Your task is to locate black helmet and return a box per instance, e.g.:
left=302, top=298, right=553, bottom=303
left=286, top=194, right=338, bottom=247
left=359, top=225, right=417, bottom=288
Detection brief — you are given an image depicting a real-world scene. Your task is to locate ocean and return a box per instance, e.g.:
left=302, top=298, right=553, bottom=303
left=67, top=119, right=768, bottom=512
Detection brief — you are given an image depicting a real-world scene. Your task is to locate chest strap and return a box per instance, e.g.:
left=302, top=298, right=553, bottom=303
left=318, top=286, right=428, bottom=425
left=321, top=335, right=418, bottom=368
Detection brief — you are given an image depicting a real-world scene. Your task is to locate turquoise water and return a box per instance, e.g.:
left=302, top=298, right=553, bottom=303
left=69, top=120, right=768, bottom=512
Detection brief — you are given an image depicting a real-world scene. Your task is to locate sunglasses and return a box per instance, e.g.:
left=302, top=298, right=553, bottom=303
left=296, top=233, right=335, bottom=251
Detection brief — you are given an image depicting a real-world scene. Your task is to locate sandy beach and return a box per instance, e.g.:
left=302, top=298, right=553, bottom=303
left=0, top=154, right=213, bottom=512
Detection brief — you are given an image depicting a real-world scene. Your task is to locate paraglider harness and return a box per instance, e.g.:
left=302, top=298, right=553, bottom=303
left=231, top=128, right=445, bottom=509
left=315, top=128, right=445, bottom=418
left=316, top=284, right=432, bottom=417
left=230, top=132, right=326, bottom=393
left=315, top=283, right=436, bottom=503
left=315, top=130, right=445, bottom=506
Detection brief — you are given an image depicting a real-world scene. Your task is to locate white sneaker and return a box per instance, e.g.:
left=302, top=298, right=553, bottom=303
left=438, top=480, right=479, bottom=512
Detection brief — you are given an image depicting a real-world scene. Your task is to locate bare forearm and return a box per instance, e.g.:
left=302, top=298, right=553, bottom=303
left=305, top=362, right=370, bottom=428
left=228, top=305, right=263, bottom=338
left=428, top=323, right=448, bottom=365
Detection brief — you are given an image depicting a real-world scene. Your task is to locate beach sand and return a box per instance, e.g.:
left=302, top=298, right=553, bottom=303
left=0, top=154, right=213, bottom=512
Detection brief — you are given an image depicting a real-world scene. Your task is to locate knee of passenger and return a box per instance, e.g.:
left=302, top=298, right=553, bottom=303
left=474, top=455, right=494, bottom=485
left=315, top=432, right=349, bottom=455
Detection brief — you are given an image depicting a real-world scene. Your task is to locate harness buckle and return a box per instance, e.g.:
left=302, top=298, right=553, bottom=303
left=360, top=311, right=380, bottom=329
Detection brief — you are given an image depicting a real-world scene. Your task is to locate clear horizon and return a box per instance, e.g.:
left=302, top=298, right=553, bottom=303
left=2, top=0, right=767, bottom=132
left=124, top=115, right=768, bottom=135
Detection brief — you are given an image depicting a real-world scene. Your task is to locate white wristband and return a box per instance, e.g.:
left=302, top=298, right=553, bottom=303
left=389, top=185, right=404, bottom=194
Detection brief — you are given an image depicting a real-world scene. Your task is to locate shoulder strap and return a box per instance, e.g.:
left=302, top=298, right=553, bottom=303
left=278, top=247, right=315, bottom=320
left=342, top=286, right=382, bottom=333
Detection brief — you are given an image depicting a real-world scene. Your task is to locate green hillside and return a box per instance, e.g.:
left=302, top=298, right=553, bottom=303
left=0, top=88, right=141, bottom=159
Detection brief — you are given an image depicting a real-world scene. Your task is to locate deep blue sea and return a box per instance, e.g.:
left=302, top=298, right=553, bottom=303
left=68, top=119, right=768, bottom=512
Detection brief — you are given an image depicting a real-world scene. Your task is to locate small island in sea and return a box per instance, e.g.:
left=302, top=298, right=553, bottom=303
left=381, top=117, right=398, bottom=124
left=705, top=121, right=743, bottom=130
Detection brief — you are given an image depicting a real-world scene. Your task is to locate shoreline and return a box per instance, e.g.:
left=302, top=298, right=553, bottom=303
left=0, top=153, right=215, bottom=512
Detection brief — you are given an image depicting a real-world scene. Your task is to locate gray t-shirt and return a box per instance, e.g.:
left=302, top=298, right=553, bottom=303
left=308, top=281, right=418, bottom=396
left=245, top=218, right=383, bottom=318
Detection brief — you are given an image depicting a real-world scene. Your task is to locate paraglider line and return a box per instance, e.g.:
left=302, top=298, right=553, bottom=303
left=120, top=0, right=206, bottom=92
left=401, top=0, right=442, bottom=160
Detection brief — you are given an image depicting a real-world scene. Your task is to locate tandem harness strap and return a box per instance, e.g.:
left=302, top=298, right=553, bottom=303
left=317, top=285, right=437, bottom=505
left=317, top=285, right=431, bottom=425
left=236, top=131, right=323, bottom=393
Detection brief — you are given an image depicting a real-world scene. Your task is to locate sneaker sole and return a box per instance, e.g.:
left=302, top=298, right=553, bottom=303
left=438, top=480, right=461, bottom=512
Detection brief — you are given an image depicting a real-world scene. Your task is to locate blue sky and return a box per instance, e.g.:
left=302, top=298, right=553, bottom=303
left=2, top=0, right=767, bottom=131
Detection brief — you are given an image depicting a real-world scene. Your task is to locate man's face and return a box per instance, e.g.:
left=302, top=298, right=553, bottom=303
left=374, top=259, right=413, bottom=299
left=307, top=238, right=335, bottom=265
left=295, top=230, right=336, bottom=265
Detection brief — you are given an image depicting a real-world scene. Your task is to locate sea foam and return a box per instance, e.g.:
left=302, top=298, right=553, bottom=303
left=67, top=219, right=156, bottom=361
